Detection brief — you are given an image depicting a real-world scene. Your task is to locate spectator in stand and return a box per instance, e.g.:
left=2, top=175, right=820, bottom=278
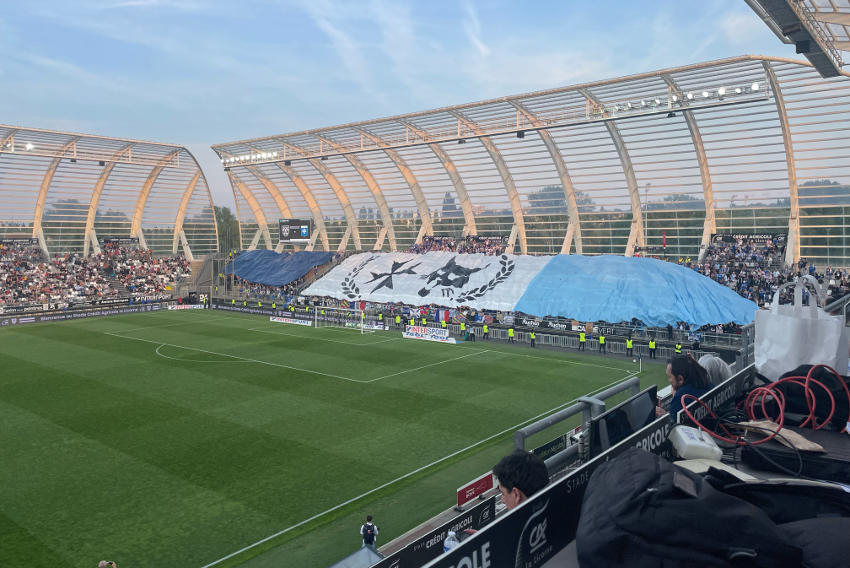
left=656, top=355, right=713, bottom=418
left=698, top=354, right=733, bottom=386
left=493, top=450, right=549, bottom=510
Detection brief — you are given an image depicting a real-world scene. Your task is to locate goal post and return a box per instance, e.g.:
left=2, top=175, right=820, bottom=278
left=314, top=305, right=385, bottom=333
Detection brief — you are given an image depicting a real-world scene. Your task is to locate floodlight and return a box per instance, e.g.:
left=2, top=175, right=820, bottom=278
left=654, top=98, right=661, bottom=105
left=735, top=87, right=742, bottom=94
left=751, top=82, right=760, bottom=91
left=25, top=142, right=34, bottom=151
left=717, top=87, right=726, bottom=96
left=686, top=92, right=694, bottom=100
left=671, top=94, right=678, bottom=102
left=627, top=102, right=633, bottom=109
left=273, top=152, right=278, bottom=157
left=702, top=91, right=709, bottom=98
left=220, top=159, right=225, bottom=164
left=640, top=100, right=646, bottom=107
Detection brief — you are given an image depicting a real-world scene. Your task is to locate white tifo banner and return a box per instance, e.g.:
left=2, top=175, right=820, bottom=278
left=403, top=325, right=456, bottom=344
left=303, top=252, right=550, bottom=311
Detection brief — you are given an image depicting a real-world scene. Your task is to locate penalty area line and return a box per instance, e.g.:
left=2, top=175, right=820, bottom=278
left=199, top=372, right=636, bottom=568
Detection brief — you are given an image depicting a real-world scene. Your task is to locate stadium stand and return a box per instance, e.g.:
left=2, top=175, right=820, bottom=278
left=0, top=242, right=189, bottom=310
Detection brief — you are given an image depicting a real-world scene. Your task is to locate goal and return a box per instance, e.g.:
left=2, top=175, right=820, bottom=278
left=314, top=306, right=386, bottom=334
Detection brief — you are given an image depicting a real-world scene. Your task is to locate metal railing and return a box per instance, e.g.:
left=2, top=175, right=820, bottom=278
left=513, top=376, right=641, bottom=472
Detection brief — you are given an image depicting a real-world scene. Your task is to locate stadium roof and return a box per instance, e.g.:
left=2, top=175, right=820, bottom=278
left=0, top=125, right=218, bottom=258
left=746, top=0, right=849, bottom=78
left=213, top=54, right=850, bottom=266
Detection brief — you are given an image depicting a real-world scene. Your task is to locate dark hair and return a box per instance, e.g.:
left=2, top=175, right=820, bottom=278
left=669, top=355, right=711, bottom=389
left=493, top=450, right=549, bottom=498
left=366, top=515, right=373, bottom=522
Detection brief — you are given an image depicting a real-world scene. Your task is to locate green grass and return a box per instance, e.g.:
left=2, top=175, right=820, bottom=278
left=0, top=310, right=666, bottom=567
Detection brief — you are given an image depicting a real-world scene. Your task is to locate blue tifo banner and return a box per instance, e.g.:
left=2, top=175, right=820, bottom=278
left=224, top=250, right=335, bottom=286
left=403, top=325, right=456, bottom=344
left=303, top=252, right=758, bottom=326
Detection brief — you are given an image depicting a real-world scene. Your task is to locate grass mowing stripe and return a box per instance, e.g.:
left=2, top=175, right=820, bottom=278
left=365, top=349, right=492, bottom=382
left=103, top=331, right=363, bottom=383
left=199, top=371, right=637, bottom=568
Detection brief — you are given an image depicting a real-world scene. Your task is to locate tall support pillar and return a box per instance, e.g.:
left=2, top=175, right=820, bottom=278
left=509, top=101, right=583, bottom=255
left=764, top=61, right=800, bottom=266
left=450, top=111, right=527, bottom=254
left=580, top=89, right=644, bottom=256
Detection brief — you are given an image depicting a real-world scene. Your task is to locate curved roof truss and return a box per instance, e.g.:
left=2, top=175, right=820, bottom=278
left=213, top=55, right=850, bottom=266
left=0, top=125, right=217, bottom=257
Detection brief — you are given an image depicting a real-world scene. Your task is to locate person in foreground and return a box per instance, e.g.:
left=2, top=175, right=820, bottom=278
left=656, top=355, right=712, bottom=418
left=493, top=450, right=549, bottom=510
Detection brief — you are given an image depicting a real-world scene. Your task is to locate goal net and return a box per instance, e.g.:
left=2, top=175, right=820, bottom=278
left=314, top=306, right=386, bottom=333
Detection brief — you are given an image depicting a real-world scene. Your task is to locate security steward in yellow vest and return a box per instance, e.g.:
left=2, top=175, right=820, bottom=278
left=598, top=334, right=606, bottom=354
left=421, top=317, right=427, bottom=326
left=626, top=338, right=633, bottom=356
left=508, top=327, right=515, bottom=344
left=409, top=317, right=415, bottom=327
left=530, top=331, right=536, bottom=348
left=482, top=324, right=489, bottom=340
left=674, top=342, right=683, bottom=354
left=231, top=298, right=235, bottom=306
left=579, top=331, right=586, bottom=351
left=648, top=338, right=657, bottom=359
left=395, top=314, right=401, bottom=328
left=441, top=319, right=447, bottom=329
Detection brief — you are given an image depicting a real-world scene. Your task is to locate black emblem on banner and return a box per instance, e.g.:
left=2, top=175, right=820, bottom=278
left=418, top=257, right=486, bottom=298
left=366, top=258, right=422, bottom=292
left=450, top=255, right=515, bottom=303
left=341, top=255, right=375, bottom=299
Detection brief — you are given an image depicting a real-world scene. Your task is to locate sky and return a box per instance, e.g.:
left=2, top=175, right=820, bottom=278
left=0, top=0, right=801, bottom=210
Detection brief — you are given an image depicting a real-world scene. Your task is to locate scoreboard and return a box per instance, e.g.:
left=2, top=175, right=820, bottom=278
left=279, top=219, right=312, bottom=242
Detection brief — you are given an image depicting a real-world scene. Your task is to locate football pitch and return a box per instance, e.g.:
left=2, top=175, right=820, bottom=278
left=0, top=309, right=666, bottom=567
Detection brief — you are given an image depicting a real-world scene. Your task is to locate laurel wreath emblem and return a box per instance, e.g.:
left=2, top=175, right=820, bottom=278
left=341, top=255, right=373, bottom=299
left=454, top=255, right=515, bottom=303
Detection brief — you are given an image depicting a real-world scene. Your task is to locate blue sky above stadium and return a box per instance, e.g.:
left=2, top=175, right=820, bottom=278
left=0, top=0, right=800, bottom=207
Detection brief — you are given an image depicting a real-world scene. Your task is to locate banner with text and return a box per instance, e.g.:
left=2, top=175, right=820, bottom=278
left=403, top=325, right=456, bottom=344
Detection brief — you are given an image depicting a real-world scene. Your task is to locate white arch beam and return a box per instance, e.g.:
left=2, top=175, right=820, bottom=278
left=662, top=75, right=716, bottom=258
left=354, top=127, right=434, bottom=242
left=227, top=170, right=272, bottom=249
left=32, top=137, right=81, bottom=255
left=307, top=157, right=362, bottom=250
left=509, top=100, right=583, bottom=255
left=272, top=161, right=330, bottom=251
left=450, top=111, right=527, bottom=254
left=171, top=170, right=202, bottom=256
left=130, top=149, right=182, bottom=243
left=316, top=135, right=397, bottom=251
left=763, top=61, right=800, bottom=265
left=82, top=143, right=134, bottom=256
left=579, top=89, right=644, bottom=256
left=399, top=119, right=478, bottom=236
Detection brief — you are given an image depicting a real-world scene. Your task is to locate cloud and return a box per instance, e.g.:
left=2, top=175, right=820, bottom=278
left=299, top=0, right=383, bottom=101
left=463, top=1, right=490, bottom=57
left=721, top=11, right=765, bottom=45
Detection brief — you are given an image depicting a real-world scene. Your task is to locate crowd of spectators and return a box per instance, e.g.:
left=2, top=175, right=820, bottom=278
left=232, top=276, right=301, bottom=301
left=687, top=238, right=849, bottom=307
left=408, top=235, right=507, bottom=255
left=0, top=242, right=189, bottom=310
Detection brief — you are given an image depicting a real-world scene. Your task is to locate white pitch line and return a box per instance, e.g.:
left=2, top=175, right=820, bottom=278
left=364, top=349, right=492, bottom=383
left=198, top=371, right=638, bottom=568
left=154, top=344, right=249, bottom=364
left=104, top=332, right=364, bottom=383
left=248, top=326, right=402, bottom=347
